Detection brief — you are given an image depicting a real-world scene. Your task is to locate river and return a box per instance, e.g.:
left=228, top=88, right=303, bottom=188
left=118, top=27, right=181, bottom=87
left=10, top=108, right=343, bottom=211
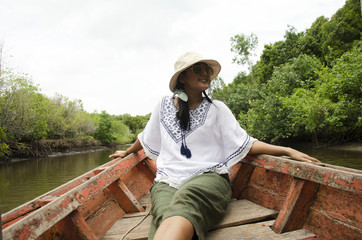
left=0, top=144, right=361, bottom=214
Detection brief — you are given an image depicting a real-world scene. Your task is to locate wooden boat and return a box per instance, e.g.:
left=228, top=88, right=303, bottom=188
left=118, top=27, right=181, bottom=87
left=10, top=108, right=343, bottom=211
left=1, top=150, right=361, bottom=239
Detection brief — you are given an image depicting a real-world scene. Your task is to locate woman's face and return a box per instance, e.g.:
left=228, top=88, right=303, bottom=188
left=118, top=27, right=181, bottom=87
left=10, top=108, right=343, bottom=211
left=180, top=63, right=213, bottom=93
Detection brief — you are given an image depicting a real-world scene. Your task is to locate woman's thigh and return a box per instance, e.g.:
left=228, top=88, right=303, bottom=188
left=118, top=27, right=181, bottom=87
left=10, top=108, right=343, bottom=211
left=163, top=172, right=232, bottom=239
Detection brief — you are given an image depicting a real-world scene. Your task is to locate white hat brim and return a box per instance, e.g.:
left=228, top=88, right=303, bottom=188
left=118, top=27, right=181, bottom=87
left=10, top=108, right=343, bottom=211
left=169, top=53, right=221, bottom=92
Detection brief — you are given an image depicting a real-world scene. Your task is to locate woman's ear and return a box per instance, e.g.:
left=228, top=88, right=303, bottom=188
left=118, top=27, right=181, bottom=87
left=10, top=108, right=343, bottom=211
left=179, top=72, right=185, bottom=84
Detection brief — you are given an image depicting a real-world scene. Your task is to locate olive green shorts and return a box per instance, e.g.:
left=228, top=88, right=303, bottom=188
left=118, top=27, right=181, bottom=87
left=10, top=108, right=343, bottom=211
left=148, top=172, right=232, bottom=240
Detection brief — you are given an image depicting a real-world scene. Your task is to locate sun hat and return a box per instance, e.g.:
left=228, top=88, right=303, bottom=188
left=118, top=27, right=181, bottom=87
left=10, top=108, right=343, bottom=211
left=169, top=52, right=221, bottom=92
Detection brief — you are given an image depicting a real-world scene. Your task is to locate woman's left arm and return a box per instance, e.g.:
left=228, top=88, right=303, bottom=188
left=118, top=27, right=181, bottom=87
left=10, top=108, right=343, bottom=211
left=249, top=140, right=320, bottom=163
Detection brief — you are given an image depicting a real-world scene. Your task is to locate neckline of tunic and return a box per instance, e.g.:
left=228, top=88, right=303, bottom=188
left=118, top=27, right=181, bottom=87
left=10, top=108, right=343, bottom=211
left=172, top=96, right=206, bottom=111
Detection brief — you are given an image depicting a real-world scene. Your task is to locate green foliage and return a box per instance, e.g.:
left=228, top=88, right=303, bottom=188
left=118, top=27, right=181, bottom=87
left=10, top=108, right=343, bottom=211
left=0, top=69, right=48, bottom=141
left=46, top=94, right=96, bottom=139
left=94, top=111, right=115, bottom=144
left=320, top=0, right=362, bottom=65
left=0, top=65, right=147, bottom=152
left=266, top=54, right=323, bottom=96
left=213, top=72, right=261, bottom=117
left=239, top=94, right=293, bottom=142
left=110, top=120, right=133, bottom=145
left=253, top=26, right=304, bottom=84
left=226, top=0, right=361, bottom=143
left=315, top=42, right=362, bottom=140
left=119, top=114, right=150, bottom=141
left=208, top=76, right=226, bottom=98
left=0, top=68, right=96, bottom=150
left=300, top=16, right=329, bottom=59
left=230, top=33, right=258, bottom=66
left=0, top=126, right=8, bottom=157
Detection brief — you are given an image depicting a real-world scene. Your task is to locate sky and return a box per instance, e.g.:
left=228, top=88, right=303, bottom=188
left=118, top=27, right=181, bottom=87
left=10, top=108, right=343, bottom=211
left=0, top=0, right=345, bottom=116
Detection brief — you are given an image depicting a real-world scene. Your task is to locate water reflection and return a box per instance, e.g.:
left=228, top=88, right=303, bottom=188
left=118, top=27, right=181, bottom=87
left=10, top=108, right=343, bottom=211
left=290, top=144, right=362, bottom=170
left=0, top=148, right=116, bottom=213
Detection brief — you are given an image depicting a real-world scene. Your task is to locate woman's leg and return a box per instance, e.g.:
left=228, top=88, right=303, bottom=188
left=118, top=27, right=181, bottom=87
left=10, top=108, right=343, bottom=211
left=153, top=216, right=194, bottom=240
left=155, top=172, right=231, bottom=240
left=148, top=182, right=177, bottom=239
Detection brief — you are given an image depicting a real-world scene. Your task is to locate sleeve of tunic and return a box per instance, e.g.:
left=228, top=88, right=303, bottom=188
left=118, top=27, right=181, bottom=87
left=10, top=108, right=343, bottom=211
left=215, top=100, right=257, bottom=168
left=138, top=100, right=161, bottom=161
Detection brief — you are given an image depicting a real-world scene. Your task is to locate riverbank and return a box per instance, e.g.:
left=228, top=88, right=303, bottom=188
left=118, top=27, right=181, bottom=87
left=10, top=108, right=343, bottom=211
left=0, top=138, right=116, bottom=165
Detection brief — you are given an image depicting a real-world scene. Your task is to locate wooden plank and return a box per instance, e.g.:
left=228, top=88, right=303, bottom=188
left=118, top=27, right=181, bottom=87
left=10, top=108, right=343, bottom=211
left=120, top=166, right=153, bottom=201
left=207, top=220, right=316, bottom=240
left=2, top=152, right=147, bottom=240
left=273, top=178, right=318, bottom=233
left=135, top=159, right=157, bottom=184
left=139, top=193, right=151, bottom=206
left=107, top=180, right=144, bottom=213
left=69, top=210, right=97, bottom=240
left=102, top=199, right=278, bottom=240
left=303, top=184, right=362, bottom=239
left=231, top=162, right=255, bottom=199
left=77, top=185, right=116, bottom=220
left=211, top=199, right=277, bottom=230
left=241, top=168, right=291, bottom=211
left=86, top=199, right=125, bottom=238
left=101, top=215, right=152, bottom=240
left=242, top=155, right=362, bottom=194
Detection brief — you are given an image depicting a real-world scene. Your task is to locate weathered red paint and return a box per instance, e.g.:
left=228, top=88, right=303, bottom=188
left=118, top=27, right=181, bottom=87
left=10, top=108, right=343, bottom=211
left=60, top=196, right=72, bottom=209
left=272, top=178, right=317, bottom=233
left=246, top=154, right=276, bottom=168
left=241, top=154, right=362, bottom=194
left=107, top=180, right=145, bottom=213
left=280, top=163, right=289, bottom=174
left=231, top=162, right=255, bottom=199
left=2, top=152, right=147, bottom=240
left=1, top=157, right=122, bottom=226
left=323, top=172, right=331, bottom=183
left=14, top=223, right=31, bottom=240
left=333, top=177, right=362, bottom=194
left=69, top=210, right=97, bottom=240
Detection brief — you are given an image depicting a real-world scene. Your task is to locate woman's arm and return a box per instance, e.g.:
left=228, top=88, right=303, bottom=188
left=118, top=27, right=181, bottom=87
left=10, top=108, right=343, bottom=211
left=109, top=138, right=143, bottom=159
left=249, top=140, right=319, bottom=163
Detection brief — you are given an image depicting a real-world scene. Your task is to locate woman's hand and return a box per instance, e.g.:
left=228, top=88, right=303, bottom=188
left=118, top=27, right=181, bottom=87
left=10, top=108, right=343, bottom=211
left=109, top=150, right=128, bottom=159
left=249, top=141, right=320, bottom=164
left=286, top=148, right=320, bottom=163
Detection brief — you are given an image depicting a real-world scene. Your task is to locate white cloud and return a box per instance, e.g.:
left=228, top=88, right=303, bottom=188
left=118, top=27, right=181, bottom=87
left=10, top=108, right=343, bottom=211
left=0, top=0, right=345, bottom=115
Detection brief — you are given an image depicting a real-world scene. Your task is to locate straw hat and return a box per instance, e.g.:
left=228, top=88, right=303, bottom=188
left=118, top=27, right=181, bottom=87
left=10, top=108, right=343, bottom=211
left=169, top=52, right=221, bottom=92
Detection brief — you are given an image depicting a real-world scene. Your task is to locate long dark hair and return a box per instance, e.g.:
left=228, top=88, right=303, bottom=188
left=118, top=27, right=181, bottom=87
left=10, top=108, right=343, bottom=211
left=175, top=73, right=212, bottom=131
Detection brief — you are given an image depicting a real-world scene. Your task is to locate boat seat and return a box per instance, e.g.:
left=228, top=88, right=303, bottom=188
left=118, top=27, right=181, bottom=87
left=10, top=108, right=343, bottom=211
left=101, top=194, right=315, bottom=240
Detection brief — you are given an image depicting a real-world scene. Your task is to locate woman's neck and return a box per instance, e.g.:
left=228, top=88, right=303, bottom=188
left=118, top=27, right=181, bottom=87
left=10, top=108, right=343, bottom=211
left=187, top=92, right=203, bottom=110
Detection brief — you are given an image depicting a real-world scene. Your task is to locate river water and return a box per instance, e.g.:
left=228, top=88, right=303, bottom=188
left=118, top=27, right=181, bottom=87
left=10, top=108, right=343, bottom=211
left=0, top=144, right=361, bottom=214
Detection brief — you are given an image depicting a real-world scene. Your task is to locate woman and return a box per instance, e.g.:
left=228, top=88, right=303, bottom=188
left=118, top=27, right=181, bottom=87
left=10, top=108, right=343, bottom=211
left=109, top=52, right=319, bottom=240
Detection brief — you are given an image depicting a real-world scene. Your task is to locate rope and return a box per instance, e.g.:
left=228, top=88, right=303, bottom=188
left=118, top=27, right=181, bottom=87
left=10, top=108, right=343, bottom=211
left=120, top=209, right=151, bottom=240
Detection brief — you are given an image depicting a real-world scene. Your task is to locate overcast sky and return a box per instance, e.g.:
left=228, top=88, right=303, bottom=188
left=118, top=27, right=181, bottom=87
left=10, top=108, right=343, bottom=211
left=1, top=0, right=345, bottom=116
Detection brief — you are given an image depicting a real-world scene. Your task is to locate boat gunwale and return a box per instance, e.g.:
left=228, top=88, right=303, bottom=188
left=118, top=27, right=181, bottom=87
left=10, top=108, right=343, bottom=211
left=2, top=151, right=148, bottom=240
left=242, top=154, right=362, bottom=195
left=1, top=155, right=126, bottom=225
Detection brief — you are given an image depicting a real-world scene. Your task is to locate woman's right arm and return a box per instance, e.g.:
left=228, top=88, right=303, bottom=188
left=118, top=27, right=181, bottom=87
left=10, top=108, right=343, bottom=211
left=109, top=138, right=143, bottom=159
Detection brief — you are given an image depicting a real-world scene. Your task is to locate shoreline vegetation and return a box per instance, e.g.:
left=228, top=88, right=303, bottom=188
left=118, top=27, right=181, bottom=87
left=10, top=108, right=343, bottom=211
left=1, top=0, right=361, bottom=163
left=0, top=138, right=110, bottom=164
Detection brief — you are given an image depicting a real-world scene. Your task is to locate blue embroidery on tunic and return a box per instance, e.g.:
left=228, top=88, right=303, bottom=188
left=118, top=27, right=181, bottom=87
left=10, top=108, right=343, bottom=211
left=157, top=169, right=168, bottom=176
left=142, top=132, right=160, bottom=156
left=191, top=135, right=251, bottom=175
left=160, top=96, right=211, bottom=143
left=225, top=135, right=251, bottom=162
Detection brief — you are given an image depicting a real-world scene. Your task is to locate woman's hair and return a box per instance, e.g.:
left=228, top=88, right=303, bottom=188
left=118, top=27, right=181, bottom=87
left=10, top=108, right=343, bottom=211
left=175, top=72, right=212, bottom=131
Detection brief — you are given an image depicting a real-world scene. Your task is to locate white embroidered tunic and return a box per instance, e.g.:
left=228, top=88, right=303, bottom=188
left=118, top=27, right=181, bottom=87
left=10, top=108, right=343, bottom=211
left=138, top=96, right=256, bottom=189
